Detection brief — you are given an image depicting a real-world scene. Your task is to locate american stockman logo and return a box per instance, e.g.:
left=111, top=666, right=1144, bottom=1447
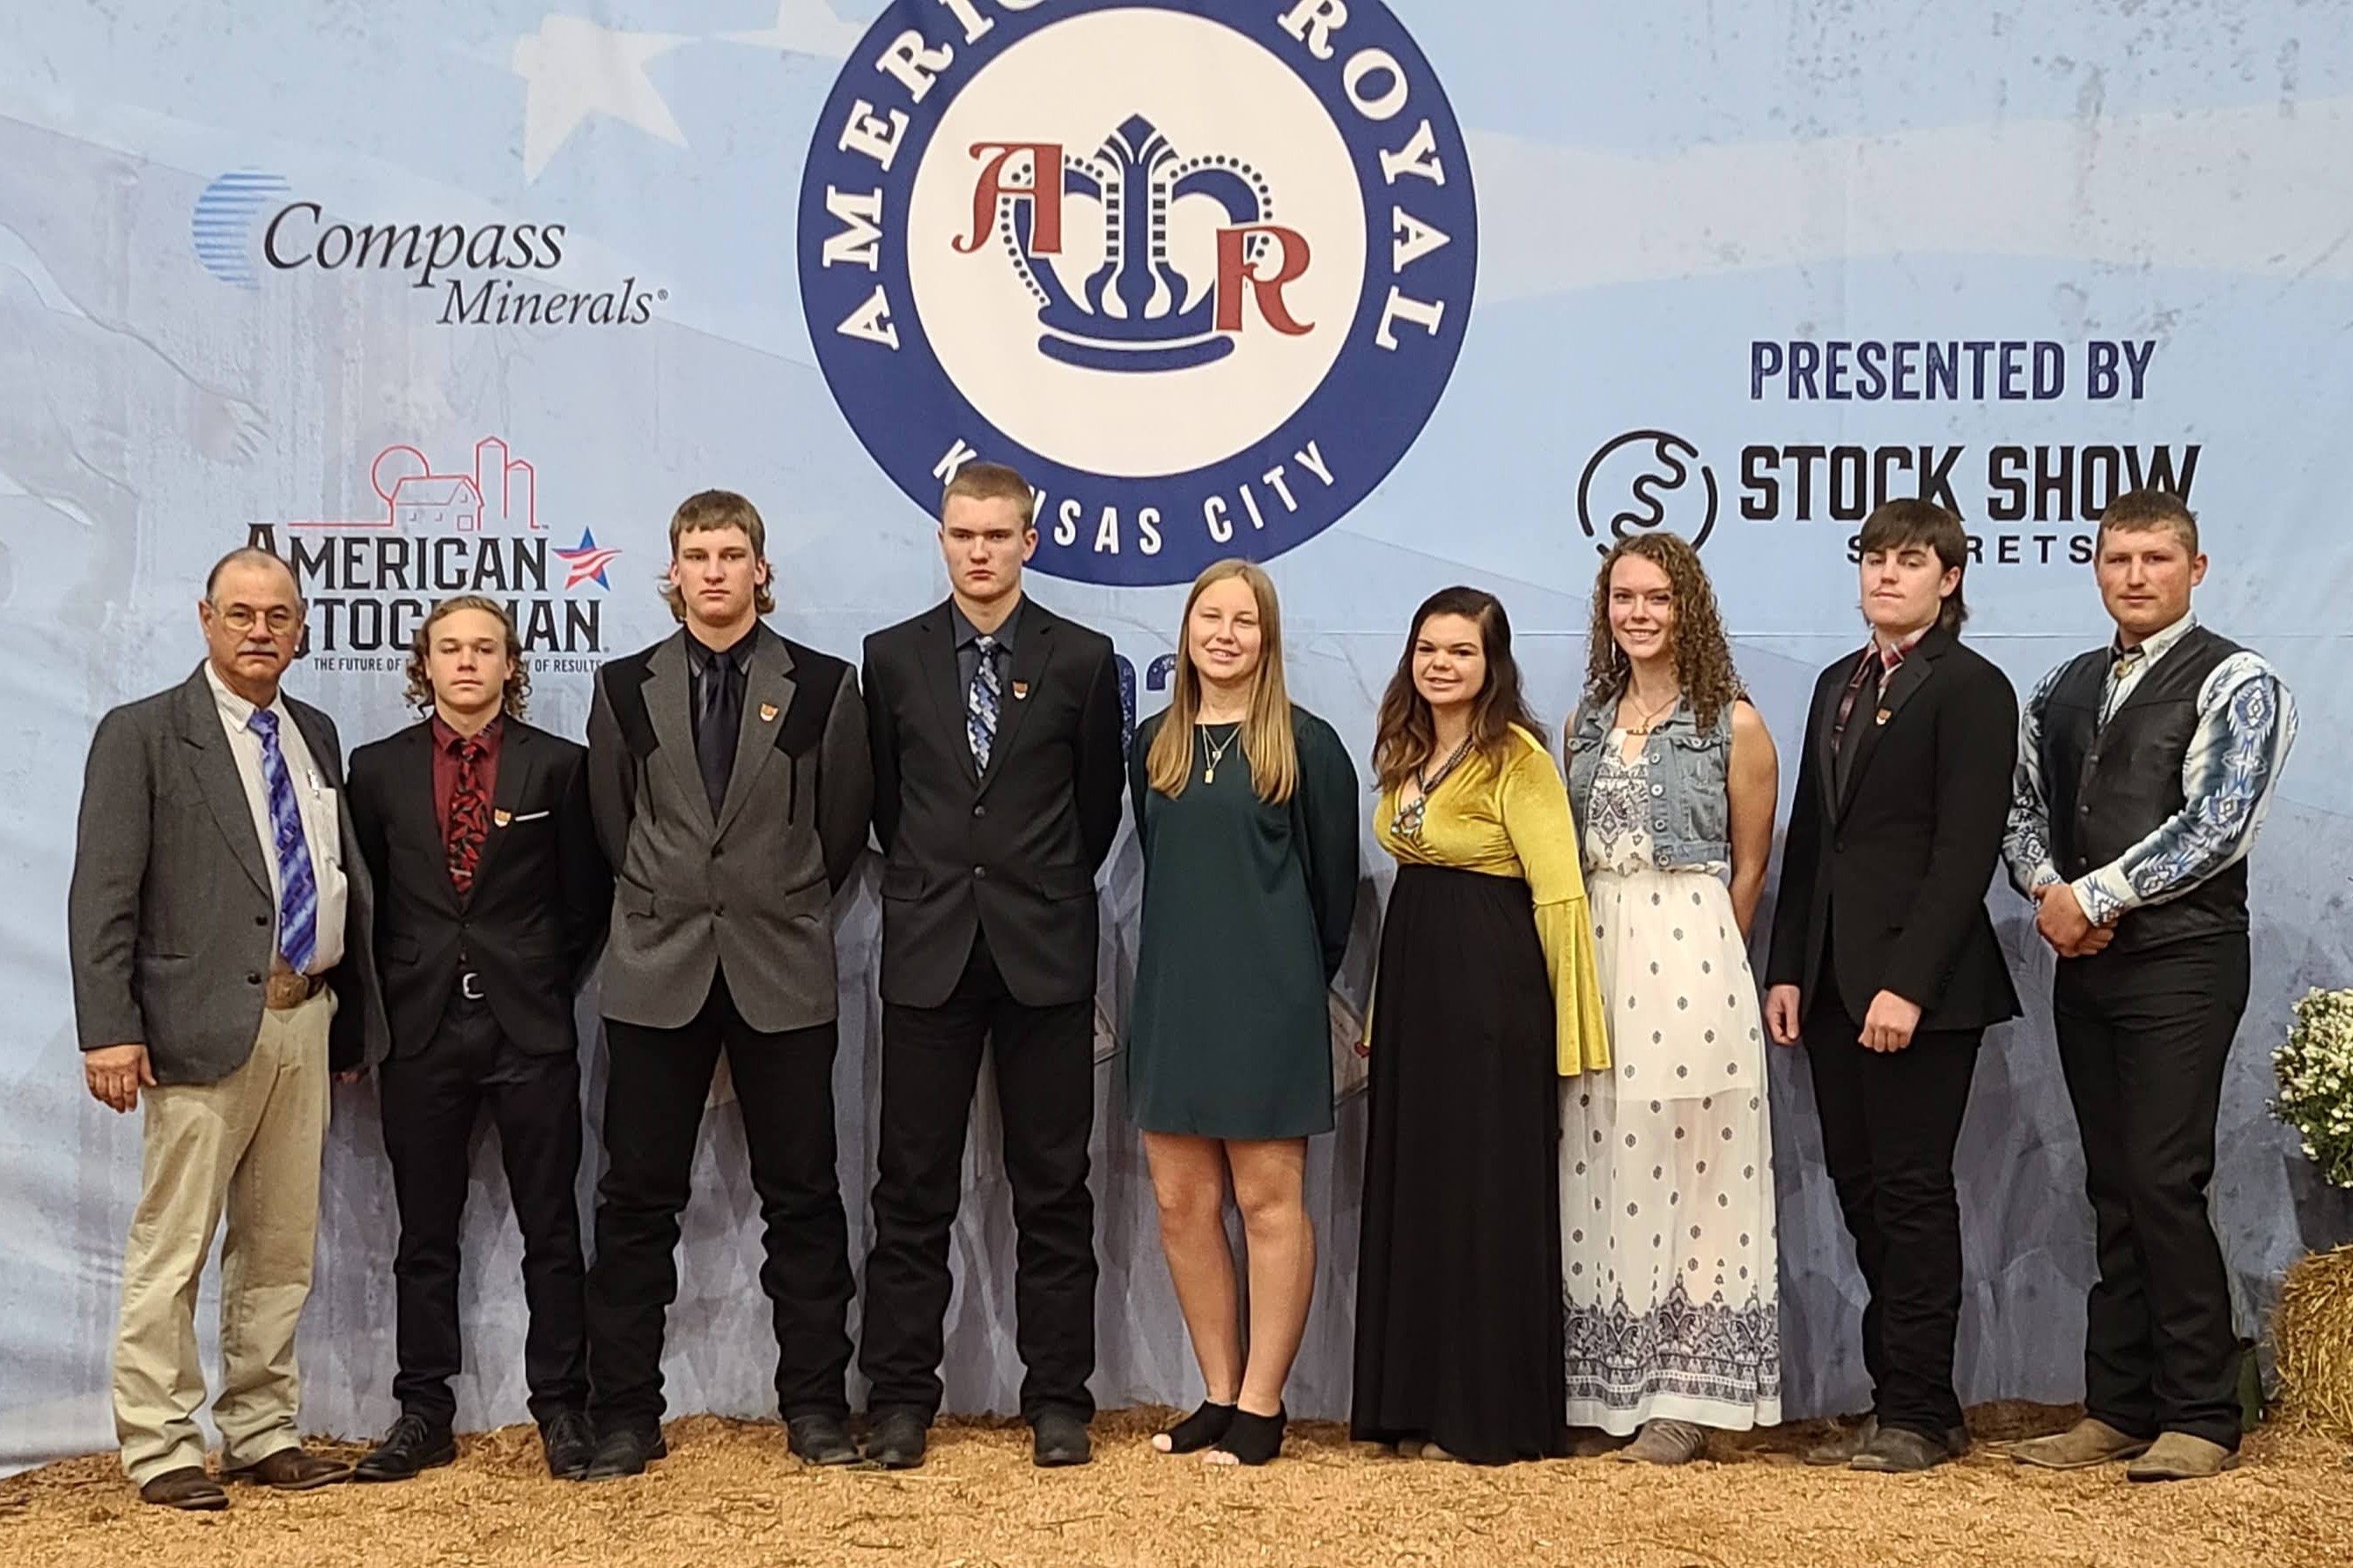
left=798, top=0, right=1479, bottom=586
left=244, top=437, right=616, bottom=671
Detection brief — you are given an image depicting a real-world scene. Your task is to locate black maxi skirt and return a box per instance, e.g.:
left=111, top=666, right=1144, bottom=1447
left=1350, top=863, right=1568, bottom=1464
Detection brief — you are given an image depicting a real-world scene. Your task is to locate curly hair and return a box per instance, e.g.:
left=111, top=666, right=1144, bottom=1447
left=1582, top=532, right=1743, bottom=732
left=402, top=595, right=532, bottom=719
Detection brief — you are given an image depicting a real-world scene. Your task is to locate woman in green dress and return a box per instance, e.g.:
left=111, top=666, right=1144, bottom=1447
left=1127, top=558, right=1360, bottom=1467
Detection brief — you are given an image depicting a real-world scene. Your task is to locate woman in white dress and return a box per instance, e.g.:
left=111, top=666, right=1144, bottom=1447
left=1559, top=532, right=1785, bottom=1464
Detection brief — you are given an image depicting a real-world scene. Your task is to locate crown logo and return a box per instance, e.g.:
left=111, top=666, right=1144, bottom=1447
left=955, top=115, right=1314, bottom=374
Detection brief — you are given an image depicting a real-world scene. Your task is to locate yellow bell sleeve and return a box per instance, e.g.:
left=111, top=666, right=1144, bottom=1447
left=1496, top=731, right=1612, bottom=1076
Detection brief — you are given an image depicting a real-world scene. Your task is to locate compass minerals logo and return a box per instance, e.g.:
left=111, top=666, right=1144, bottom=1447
left=243, top=436, right=618, bottom=674
left=191, top=171, right=665, bottom=327
left=797, top=0, right=1479, bottom=586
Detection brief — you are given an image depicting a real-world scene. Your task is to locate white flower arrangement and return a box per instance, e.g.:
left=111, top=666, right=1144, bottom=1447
left=2275, top=988, right=2353, bottom=1189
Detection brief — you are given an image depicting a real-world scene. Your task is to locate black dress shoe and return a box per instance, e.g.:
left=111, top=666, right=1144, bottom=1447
left=542, top=1410, right=597, bottom=1481
left=1032, top=1409, right=1093, bottom=1468
left=579, top=1425, right=667, bottom=1481
left=354, top=1415, right=455, bottom=1483
left=864, top=1409, right=929, bottom=1469
left=786, top=1412, right=859, bottom=1467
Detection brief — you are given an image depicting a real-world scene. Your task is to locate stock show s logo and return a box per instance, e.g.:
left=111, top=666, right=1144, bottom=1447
left=798, top=0, right=1479, bottom=586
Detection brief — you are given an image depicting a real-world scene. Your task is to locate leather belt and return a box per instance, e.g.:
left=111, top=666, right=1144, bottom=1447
left=263, top=970, right=324, bottom=1011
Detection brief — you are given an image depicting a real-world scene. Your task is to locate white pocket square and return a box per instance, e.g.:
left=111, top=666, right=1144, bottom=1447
left=507, top=809, right=550, bottom=823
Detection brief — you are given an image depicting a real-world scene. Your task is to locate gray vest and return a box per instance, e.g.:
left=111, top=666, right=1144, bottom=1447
left=1565, top=696, right=1732, bottom=870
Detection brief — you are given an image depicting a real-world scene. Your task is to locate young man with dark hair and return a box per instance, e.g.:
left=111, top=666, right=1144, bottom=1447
left=857, top=460, right=1126, bottom=1469
left=2004, top=489, right=2297, bottom=1482
left=1765, top=499, right=2021, bottom=1474
left=345, top=596, right=609, bottom=1483
left=578, top=490, right=874, bottom=1478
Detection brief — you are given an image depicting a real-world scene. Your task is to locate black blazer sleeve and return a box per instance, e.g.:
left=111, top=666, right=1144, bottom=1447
left=585, top=664, right=633, bottom=872
left=864, top=637, right=902, bottom=858
left=1074, top=638, right=1125, bottom=873
left=1882, top=654, right=2018, bottom=1010
left=553, top=742, right=611, bottom=985
left=1765, top=674, right=1829, bottom=990
left=818, top=660, right=874, bottom=892
left=347, top=744, right=391, bottom=927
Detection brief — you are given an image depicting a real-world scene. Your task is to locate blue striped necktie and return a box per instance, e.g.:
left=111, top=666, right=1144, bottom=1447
left=967, top=634, right=1000, bottom=771
left=247, top=707, right=320, bottom=974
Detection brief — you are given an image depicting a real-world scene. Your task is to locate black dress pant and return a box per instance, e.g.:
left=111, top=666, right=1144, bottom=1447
left=379, top=988, right=588, bottom=1430
left=1803, top=994, right=1981, bottom=1442
left=860, top=930, right=1098, bottom=1423
left=586, top=968, right=853, bottom=1431
left=2053, top=935, right=2250, bottom=1451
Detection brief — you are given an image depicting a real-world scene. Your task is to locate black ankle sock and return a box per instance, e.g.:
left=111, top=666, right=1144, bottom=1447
left=1213, top=1405, right=1287, bottom=1466
left=1159, top=1401, right=1237, bottom=1454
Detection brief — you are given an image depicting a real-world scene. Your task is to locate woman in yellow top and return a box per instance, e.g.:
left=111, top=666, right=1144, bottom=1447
left=1350, top=586, right=1611, bottom=1466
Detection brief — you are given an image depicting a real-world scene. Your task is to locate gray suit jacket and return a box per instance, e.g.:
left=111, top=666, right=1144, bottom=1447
left=586, top=623, right=871, bottom=1033
left=68, top=665, right=391, bottom=1084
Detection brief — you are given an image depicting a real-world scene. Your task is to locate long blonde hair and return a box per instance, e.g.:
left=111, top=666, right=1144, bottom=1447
left=1144, top=559, right=1299, bottom=804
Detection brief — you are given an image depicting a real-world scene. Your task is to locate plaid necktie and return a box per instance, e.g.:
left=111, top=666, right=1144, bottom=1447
left=246, top=708, right=319, bottom=974
left=967, top=634, right=1000, bottom=771
left=446, top=736, right=489, bottom=894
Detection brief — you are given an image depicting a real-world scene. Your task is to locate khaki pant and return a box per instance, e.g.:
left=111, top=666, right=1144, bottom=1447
left=113, top=990, right=331, bottom=1484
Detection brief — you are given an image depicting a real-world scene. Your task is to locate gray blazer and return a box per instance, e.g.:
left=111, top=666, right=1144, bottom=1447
left=586, top=623, right=871, bottom=1033
left=68, top=665, right=390, bottom=1084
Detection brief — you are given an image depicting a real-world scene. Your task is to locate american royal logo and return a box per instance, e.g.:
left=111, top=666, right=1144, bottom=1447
left=795, top=0, right=1479, bottom=587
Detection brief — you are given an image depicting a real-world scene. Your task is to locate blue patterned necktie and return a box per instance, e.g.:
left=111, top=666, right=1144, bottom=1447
left=967, top=634, right=1000, bottom=771
left=247, top=707, right=320, bottom=974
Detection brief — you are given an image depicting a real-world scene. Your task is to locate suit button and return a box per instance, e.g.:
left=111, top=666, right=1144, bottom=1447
left=1833, top=840, right=1846, bottom=853
left=972, top=804, right=986, bottom=819
left=973, top=865, right=988, bottom=880
left=715, top=903, right=727, bottom=917
left=247, top=972, right=262, bottom=985
left=254, top=914, right=269, bottom=927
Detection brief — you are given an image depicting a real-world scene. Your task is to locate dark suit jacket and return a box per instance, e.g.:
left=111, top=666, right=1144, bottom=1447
left=864, top=595, right=1125, bottom=1009
left=587, top=622, right=871, bottom=1033
left=68, top=665, right=390, bottom=1082
left=1765, top=625, right=2023, bottom=1032
left=346, top=717, right=610, bottom=1059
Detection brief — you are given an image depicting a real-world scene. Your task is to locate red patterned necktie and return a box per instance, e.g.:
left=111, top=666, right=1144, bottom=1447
left=446, top=736, right=489, bottom=894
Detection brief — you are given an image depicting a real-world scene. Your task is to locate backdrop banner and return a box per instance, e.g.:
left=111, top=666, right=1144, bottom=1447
left=4, top=0, right=2349, bottom=1473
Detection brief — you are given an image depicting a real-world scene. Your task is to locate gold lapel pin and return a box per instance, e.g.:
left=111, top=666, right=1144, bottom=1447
left=1012, top=681, right=1030, bottom=701
left=759, top=702, right=779, bottom=723
left=493, top=808, right=512, bottom=827
left=1874, top=708, right=1892, bottom=725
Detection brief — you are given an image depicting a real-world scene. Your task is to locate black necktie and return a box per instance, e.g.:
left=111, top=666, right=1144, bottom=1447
left=1834, top=657, right=1881, bottom=794
left=696, top=654, right=737, bottom=817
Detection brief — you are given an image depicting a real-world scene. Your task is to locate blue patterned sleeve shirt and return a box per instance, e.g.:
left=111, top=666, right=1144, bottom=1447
left=2004, top=615, right=2299, bottom=925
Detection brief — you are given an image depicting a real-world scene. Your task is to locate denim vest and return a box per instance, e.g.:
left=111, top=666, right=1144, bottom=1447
left=1563, top=697, right=1733, bottom=870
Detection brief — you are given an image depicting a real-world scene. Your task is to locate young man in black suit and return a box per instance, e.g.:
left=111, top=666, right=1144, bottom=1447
left=858, top=460, right=1126, bottom=1469
left=1763, top=499, right=2021, bottom=1475
left=345, top=595, right=610, bottom=1482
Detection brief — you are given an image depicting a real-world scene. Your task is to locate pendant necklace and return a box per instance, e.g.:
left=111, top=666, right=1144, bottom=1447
left=1199, top=721, right=1243, bottom=784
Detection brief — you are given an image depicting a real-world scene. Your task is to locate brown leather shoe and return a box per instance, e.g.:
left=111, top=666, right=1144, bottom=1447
left=2125, top=1432, right=2239, bottom=1482
left=2012, top=1417, right=2151, bottom=1470
left=222, top=1447, right=353, bottom=1491
left=1803, top=1416, right=1877, bottom=1466
left=138, top=1466, right=228, bottom=1511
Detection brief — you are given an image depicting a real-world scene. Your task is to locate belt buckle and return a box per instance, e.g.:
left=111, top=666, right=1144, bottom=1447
left=459, top=971, right=484, bottom=1001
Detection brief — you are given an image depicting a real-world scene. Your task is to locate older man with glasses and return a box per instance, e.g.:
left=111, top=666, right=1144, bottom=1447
left=69, top=547, right=388, bottom=1510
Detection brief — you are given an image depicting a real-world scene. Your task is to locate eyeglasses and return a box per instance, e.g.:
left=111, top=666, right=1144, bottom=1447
left=215, top=604, right=300, bottom=633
